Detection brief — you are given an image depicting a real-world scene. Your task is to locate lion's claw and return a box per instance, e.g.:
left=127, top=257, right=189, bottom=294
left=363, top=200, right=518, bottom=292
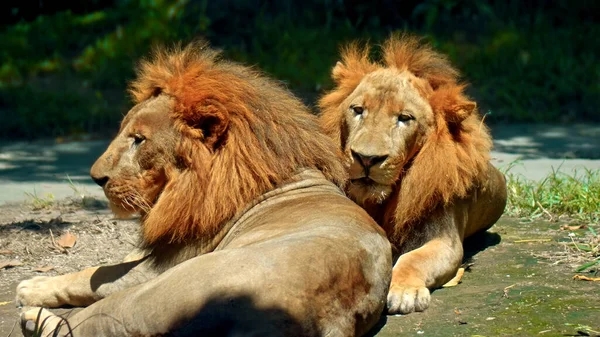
left=386, top=285, right=430, bottom=314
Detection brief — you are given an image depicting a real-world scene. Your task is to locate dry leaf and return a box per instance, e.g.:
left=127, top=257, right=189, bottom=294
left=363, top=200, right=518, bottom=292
left=0, top=260, right=23, bottom=269
left=0, top=249, right=14, bottom=255
left=561, top=224, right=587, bottom=231
left=443, top=268, right=465, bottom=288
left=0, top=301, right=11, bottom=306
left=56, top=232, right=77, bottom=248
left=573, top=275, right=600, bottom=282
left=34, top=266, right=55, bottom=273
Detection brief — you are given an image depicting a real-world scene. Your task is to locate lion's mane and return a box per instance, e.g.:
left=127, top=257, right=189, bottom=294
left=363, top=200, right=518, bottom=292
left=127, top=41, right=347, bottom=247
left=319, top=33, right=492, bottom=242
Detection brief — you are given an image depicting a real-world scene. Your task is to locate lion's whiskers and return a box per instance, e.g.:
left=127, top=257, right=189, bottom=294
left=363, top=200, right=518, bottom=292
left=130, top=190, right=152, bottom=214
left=120, top=194, right=137, bottom=211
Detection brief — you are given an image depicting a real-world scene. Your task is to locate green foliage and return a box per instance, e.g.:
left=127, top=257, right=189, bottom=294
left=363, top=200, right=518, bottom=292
left=504, top=164, right=600, bottom=272
left=504, top=165, right=600, bottom=223
left=0, top=1, right=598, bottom=139
left=224, top=19, right=380, bottom=93
left=25, top=189, right=55, bottom=210
left=0, top=0, right=189, bottom=138
left=436, top=26, right=599, bottom=123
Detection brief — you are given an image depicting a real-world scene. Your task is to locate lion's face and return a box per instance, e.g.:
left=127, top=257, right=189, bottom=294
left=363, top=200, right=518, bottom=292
left=341, top=69, right=434, bottom=204
left=90, top=95, right=179, bottom=218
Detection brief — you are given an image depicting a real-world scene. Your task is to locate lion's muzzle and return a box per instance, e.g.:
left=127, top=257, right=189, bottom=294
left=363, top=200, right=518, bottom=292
left=351, top=150, right=388, bottom=177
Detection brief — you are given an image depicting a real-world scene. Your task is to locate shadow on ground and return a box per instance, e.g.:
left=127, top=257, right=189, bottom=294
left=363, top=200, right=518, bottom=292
left=463, top=231, right=502, bottom=263
left=490, top=124, right=600, bottom=160
left=0, top=139, right=109, bottom=184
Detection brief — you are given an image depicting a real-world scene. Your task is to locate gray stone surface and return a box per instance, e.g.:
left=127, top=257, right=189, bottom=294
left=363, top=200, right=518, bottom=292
left=490, top=123, right=600, bottom=181
left=0, top=139, right=108, bottom=204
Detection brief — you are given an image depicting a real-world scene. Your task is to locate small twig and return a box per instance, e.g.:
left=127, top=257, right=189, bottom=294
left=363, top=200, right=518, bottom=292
left=49, top=229, right=68, bottom=254
left=5, top=319, right=17, bottom=337
left=70, top=243, right=85, bottom=254
left=503, top=284, right=516, bottom=298
left=461, top=262, right=475, bottom=271
left=49, top=229, right=57, bottom=245
left=551, top=258, right=570, bottom=266
left=536, top=201, right=554, bottom=221
left=569, top=234, right=583, bottom=253
left=514, top=239, right=552, bottom=243
left=479, top=111, right=491, bottom=134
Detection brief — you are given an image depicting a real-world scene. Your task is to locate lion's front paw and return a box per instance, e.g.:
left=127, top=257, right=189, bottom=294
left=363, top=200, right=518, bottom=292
left=21, top=307, right=67, bottom=337
left=16, top=276, right=62, bottom=308
left=386, top=284, right=431, bottom=314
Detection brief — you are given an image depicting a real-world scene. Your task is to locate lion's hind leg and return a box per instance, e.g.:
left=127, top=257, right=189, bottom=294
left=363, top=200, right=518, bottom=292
left=25, top=246, right=363, bottom=337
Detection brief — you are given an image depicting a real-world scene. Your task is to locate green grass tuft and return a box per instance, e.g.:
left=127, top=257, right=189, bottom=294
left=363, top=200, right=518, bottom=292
left=504, top=165, right=600, bottom=223
left=503, top=165, right=600, bottom=273
left=24, top=188, right=55, bottom=210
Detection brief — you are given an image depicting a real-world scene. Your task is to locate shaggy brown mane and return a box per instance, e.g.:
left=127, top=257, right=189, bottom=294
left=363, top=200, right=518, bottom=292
left=128, top=40, right=347, bottom=246
left=319, top=33, right=492, bottom=242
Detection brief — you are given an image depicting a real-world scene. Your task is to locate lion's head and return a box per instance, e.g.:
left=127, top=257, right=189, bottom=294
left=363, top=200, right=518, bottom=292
left=319, top=33, right=492, bottom=238
left=91, top=41, right=347, bottom=247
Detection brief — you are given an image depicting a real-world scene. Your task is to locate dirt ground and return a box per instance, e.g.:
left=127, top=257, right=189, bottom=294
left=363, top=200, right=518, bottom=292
left=374, top=218, right=600, bottom=337
left=0, top=198, right=598, bottom=337
left=0, top=197, right=138, bottom=336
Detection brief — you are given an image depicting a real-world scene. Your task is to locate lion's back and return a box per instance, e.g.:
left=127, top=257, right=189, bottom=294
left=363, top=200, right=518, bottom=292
left=213, top=180, right=391, bottom=336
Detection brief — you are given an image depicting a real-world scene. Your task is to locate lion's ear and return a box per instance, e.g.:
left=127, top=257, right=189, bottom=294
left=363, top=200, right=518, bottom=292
left=180, top=100, right=229, bottom=148
left=430, top=85, right=476, bottom=124
left=446, top=99, right=476, bottom=123
left=331, top=61, right=347, bottom=84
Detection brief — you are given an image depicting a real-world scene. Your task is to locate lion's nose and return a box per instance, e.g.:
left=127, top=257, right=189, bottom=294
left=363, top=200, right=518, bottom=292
left=91, top=175, right=109, bottom=187
left=351, top=150, right=388, bottom=170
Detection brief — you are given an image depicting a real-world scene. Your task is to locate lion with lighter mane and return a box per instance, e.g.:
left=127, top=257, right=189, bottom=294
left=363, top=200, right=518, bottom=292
left=319, top=33, right=507, bottom=315
left=16, top=41, right=391, bottom=337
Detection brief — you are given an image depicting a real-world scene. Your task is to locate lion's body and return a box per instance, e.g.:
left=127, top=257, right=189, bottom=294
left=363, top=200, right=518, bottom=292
left=16, top=42, right=391, bottom=337
left=319, top=33, right=507, bottom=314
left=363, top=163, right=506, bottom=251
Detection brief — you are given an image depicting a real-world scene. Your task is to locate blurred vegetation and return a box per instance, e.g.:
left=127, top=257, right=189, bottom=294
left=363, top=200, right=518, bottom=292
left=0, top=0, right=598, bottom=140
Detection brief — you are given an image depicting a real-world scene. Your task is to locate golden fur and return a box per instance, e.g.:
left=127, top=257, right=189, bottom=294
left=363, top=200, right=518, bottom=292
left=320, top=33, right=492, bottom=244
left=319, top=32, right=506, bottom=314
left=126, top=41, right=347, bottom=246
left=17, top=41, right=390, bottom=337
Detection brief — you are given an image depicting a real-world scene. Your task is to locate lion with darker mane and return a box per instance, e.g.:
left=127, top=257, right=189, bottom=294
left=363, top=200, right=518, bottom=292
left=16, top=41, right=391, bottom=337
left=319, top=33, right=507, bottom=315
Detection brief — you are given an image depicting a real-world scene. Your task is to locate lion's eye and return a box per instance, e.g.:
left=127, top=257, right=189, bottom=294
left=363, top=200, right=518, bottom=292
left=351, top=105, right=364, bottom=116
left=132, top=133, right=146, bottom=145
left=397, top=113, right=415, bottom=124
